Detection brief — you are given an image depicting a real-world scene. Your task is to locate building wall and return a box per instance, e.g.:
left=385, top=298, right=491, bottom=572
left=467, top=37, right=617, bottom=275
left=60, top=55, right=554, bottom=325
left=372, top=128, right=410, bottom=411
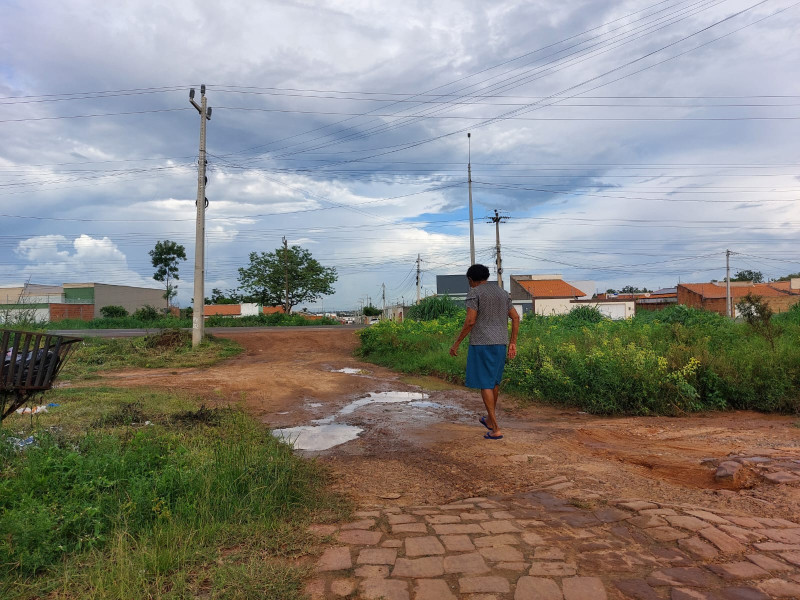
left=241, top=303, right=260, bottom=316
left=91, top=284, right=164, bottom=318
left=0, top=284, right=64, bottom=303
left=678, top=286, right=799, bottom=316
left=533, top=298, right=574, bottom=316
left=50, top=303, right=94, bottom=322
left=0, top=305, right=51, bottom=324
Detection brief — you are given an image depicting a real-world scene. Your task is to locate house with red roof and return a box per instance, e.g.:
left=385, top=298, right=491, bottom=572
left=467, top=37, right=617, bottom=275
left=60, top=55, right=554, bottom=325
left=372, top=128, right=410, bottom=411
left=677, top=280, right=800, bottom=317
left=510, top=275, right=591, bottom=317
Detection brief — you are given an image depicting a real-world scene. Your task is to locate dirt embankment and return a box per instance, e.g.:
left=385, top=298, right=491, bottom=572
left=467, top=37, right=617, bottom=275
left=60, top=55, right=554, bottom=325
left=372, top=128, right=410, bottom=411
left=98, top=329, right=800, bottom=520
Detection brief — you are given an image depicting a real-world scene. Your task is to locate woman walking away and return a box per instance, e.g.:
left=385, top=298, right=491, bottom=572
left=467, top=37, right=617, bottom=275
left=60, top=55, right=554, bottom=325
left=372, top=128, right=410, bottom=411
left=450, top=264, right=520, bottom=440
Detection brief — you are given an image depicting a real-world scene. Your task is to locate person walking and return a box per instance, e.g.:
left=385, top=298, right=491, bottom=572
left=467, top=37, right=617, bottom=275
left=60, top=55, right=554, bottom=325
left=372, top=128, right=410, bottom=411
left=450, top=264, right=520, bottom=439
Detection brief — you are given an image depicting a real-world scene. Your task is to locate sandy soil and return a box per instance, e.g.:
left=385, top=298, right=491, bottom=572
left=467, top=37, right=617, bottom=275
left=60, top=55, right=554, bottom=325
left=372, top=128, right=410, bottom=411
left=98, top=329, right=800, bottom=519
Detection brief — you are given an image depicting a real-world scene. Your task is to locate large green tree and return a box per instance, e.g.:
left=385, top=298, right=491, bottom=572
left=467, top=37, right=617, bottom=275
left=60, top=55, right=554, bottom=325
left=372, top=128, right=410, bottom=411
left=732, top=270, right=764, bottom=283
left=149, top=240, right=187, bottom=308
left=775, top=272, right=800, bottom=282
left=237, top=245, right=336, bottom=313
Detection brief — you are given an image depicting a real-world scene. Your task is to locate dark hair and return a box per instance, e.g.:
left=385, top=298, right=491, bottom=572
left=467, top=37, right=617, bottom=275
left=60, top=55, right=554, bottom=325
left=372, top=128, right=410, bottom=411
left=466, top=264, right=491, bottom=282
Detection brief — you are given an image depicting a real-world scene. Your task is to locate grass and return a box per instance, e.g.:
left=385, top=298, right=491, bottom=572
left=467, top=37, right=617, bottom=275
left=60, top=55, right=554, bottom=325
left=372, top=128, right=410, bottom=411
left=357, top=304, right=800, bottom=416
left=58, top=330, right=243, bottom=380
left=44, top=312, right=341, bottom=330
left=0, top=386, right=350, bottom=599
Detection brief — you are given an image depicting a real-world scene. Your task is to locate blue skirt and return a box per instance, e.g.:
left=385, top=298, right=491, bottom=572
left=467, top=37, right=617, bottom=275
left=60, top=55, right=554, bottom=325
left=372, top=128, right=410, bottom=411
left=465, top=344, right=507, bottom=389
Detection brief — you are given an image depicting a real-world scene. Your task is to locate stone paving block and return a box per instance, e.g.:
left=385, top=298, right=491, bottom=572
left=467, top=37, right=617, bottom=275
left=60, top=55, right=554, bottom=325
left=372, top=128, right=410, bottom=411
left=764, top=471, right=800, bottom=484
left=497, top=561, right=528, bottom=571
left=414, top=578, right=457, bottom=600
left=685, top=510, right=732, bottom=525
left=304, top=577, right=326, bottom=600
left=354, top=510, right=381, bottom=518
left=474, top=533, right=521, bottom=547
left=441, top=503, right=476, bottom=510
left=640, top=508, right=679, bottom=516
left=405, top=535, right=445, bottom=557
left=614, top=578, right=662, bottom=599
left=434, top=523, right=484, bottom=535
left=440, top=534, right=476, bottom=552
left=617, top=500, right=659, bottom=512
left=479, top=544, right=524, bottom=562
left=699, top=527, right=747, bottom=554
left=444, top=552, right=491, bottom=574
left=459, top=576, right=511, bottom=593
left=540, top=476, right=569, bottom=487
left=382, top=539, right=403, bottom=548
left=652, top=547, right=692, bottom=565
left=594, top=507, right=630, bottom=523
left=666, top=516, right=710, bottom=532
left=392, top=522, right=428, bottom=534
left=341, top=518, right=375, bottom=530
left=717, top=586, right=770, bottom=599
left=756, top=577, right=800, bottom=597
left=719, top=525, right=766, bottom=543
left=308, top=523, right=338, bottom=537
left=753, top=542, right=800, bottom=552
left=357, top=548, right=398, bottom=565
left=478, top=501, right=504, bottom=509
left=517, top=519, right=548, bottom=527
left=463, top=496, right=490, bottom=502
left=726, top=516, right=764, bottom=529
left=643, top=526, right=690, bottom=542
left=646, top=567, right=719, bottom=587
left=628, top=515, right=669, bottom=529
left=560, top=513, right=601, bottom=527
left=411, top=508, right=441, bottom=515
left=359, top=577, right=409, bottom=600
left=515, top=576, right=563, bottom=600
left=492, top=510, right=516, bottom=519
left=671, top=589, right=717, bottom=599
left=762, top=528, right=800, bottom=544
left=708, top=561, right=769, bottom=580
left=562, top=576, right=607, bottom=600
left=481, top=520, right=522, bottom=534
left=388, top=513, right=417, bottom=524
left=355, top=565, right=390, bottom=577
left=330, top=578, right=356, bottom=597
left=384, top=506, right=402, bottom=513
left=391, top=556, right=445, bottom=578
left=338, top=529, right=383, bottom=545
left=534, top=547, right=565, bottom=560
left=746, top=553, right=795, bottom=572
left=316, top=546, right=352, bottom=572
left=529, top=561, right=578, bottom=577
left=521, top=531, right=546, bottom=545
left=425, top=514, right=462, bottom=524
left=462, top=511, right=491, bottom=520
left=780, top=551, right=800, bottom=566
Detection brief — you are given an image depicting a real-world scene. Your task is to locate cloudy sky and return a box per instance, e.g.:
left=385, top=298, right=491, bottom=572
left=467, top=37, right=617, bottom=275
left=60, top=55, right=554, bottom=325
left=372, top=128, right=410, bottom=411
left=2, top=0, right=798, bottom=310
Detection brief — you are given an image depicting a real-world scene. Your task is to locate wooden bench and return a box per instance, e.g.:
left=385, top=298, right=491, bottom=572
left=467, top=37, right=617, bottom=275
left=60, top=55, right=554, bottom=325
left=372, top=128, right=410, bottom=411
left=1, top=329, right=82, bottom=421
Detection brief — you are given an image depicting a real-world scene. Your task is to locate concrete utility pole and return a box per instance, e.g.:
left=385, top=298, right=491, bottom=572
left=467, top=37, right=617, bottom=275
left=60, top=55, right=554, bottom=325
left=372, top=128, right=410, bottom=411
left=467, top=133, right=475, bottom=265
left=381, top=283, right=386, bottom=320
left=726, top=248, right=732, bottom=318
left=190, top=85, right=211, bottom=347
left=416, top=254, right=421, bottom=304
left=283, top=236, right=290, bottom=313
left=487, top=209, right=509, bottom=290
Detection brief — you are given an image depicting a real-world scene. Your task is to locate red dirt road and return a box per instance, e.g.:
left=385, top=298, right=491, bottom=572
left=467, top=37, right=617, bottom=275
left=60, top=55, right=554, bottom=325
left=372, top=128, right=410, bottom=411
left=99, top=329, right=800, bottom=519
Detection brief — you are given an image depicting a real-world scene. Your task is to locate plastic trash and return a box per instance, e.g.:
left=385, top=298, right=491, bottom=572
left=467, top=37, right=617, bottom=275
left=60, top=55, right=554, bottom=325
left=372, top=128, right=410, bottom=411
left=14, top=405, right=49, bottom=415
left=8, top=436, right=36, bottom=450
left=47, top=403, right=59, bottom=407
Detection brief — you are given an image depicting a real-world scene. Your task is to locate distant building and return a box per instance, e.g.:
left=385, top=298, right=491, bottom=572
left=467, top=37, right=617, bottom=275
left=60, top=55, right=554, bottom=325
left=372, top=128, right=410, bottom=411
left=678, top=280, right=800, bottom=317
left=509, top=275, right=586, bottom=316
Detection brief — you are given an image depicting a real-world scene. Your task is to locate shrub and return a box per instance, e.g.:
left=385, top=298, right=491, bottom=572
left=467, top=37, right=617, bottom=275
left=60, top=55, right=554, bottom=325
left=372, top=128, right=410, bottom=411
left=99, top=305, right=128, bottom=318
left=132, top=305, right=161, bottom=321
left=406, top=295, right=463, bottom=321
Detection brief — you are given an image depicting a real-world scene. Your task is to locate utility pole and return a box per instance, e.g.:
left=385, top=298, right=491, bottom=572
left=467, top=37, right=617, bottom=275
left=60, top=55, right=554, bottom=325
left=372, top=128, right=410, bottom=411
left=381, top=283, right=386, bottom=320
left=416, top=254, right=421, bottom=304
left=487, top=209, right=509, bottom=289
left=283, top=236, right=290, bottom=313
left=467, top=133, right=475, bottom=265
left=726, top=249, right=732, bottom=318
left=190, top=85, right=211, bottom=347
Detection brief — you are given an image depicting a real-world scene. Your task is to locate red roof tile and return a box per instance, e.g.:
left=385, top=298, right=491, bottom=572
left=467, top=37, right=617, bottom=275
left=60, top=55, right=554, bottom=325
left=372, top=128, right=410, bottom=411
left=516, top=279, right=586, bottom=298
left=679, top=283, right=798, bottom=299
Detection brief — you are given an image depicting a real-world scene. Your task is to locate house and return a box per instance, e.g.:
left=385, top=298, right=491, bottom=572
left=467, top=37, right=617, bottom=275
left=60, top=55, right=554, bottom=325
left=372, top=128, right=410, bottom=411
left=509, top=275, right=588, bottom=316
left=0, top=282, right=164, bottom=323
left=634, top=288, right=678, bottom=312
left=570, top=298, right=636, bottom=319
left=203, top=303, right=261, bottom=318
left=678, top=280, right=800, bottom=317
left=436, top=274, right=497, bottom=304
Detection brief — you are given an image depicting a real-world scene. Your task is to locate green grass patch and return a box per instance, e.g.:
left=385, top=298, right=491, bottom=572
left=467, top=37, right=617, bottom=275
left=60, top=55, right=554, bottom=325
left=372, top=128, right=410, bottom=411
left=0, top=386, right=350, bottom=599
left=357, top=305, right=800, bottom=415
left=45, top=312, right=341, bottom=330
left=59, top=330, right=243, bottom=380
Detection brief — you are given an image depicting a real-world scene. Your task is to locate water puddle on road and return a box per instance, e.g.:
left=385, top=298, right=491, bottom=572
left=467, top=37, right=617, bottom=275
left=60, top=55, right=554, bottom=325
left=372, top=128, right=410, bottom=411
left=332, top=367, right=365, bottom=374
left=272, top=390, right=430, bottom=451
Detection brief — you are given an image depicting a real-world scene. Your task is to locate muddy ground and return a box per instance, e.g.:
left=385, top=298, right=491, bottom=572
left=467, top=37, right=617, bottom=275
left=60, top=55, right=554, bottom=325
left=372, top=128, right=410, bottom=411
left=99, top=328, right=800, bottom=520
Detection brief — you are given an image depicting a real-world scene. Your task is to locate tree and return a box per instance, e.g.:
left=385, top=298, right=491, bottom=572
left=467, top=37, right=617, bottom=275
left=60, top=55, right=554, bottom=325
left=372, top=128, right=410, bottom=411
left=149, top=240, right=187, bottom=309
left=620, top=285, right=652, bottom=294
left=205, top=288, right=240, bottom=305
left=732, top=270, right=763, bottom=283
left=775, top=272, right=800, bottom=282
left=237, top=245, right=337, bottom=313
left=736, top=293, right=782, bottom=351
left=363, top=304, right=382, bottom=317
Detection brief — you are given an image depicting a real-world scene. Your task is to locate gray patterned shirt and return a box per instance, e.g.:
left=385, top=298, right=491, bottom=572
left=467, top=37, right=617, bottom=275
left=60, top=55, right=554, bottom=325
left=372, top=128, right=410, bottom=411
left=465, top=283, right=514, bottom=345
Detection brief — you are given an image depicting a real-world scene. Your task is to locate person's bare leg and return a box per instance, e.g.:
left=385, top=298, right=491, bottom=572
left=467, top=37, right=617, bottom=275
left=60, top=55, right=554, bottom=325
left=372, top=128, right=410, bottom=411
left=481, top=387, right=502, bottom=436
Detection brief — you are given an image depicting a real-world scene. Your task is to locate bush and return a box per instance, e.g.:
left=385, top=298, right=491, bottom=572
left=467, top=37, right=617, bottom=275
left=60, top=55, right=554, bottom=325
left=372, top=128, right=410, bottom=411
left=406, top=295, right=463, bottom=321
left=132, top=305, right=161, bottom=321
left=99, top=305, right=128, bottom=318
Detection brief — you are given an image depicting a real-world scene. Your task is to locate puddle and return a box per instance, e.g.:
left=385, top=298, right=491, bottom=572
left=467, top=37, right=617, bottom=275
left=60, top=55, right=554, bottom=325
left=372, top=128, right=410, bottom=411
left=339, top=391, right=428, bottom=415
left=307, top=402, right=323, bottom=408
left=409, top=400, right=446, bottom=410
left=332, top=367, right=364, bottom=374
left=272, top=424, right=363, bottom=451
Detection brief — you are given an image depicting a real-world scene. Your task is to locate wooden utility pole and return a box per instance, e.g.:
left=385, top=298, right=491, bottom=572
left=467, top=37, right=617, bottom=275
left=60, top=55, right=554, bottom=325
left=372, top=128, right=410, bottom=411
left=467, top=133, right=475, bottom=265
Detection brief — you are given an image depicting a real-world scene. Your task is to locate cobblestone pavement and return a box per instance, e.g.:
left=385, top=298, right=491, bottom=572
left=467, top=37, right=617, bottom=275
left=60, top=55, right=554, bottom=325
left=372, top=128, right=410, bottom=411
left=308, top=490, right=800, bottom=600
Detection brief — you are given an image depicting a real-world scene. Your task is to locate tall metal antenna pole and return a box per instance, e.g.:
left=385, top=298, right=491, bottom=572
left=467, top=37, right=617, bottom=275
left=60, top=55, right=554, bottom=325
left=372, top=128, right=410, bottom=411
left=190, top=85, right=211, bottom=347
left=487, top=210, right=509, bottom=289
left=467, top=133, right=475, bottom=265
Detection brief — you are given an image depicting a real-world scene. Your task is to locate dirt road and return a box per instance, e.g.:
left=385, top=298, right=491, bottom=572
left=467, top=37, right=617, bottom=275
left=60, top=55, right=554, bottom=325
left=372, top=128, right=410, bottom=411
left=100, top=328, right=800, bottom=521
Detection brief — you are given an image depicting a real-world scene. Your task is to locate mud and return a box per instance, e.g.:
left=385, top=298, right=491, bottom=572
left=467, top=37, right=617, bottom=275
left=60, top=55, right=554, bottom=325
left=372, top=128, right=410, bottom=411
left=98, top=329, right=800, bottom=520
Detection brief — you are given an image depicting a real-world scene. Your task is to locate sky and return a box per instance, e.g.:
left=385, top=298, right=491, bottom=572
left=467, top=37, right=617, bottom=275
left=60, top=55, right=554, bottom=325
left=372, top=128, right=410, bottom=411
left=1, top=0, right=799, bottom=311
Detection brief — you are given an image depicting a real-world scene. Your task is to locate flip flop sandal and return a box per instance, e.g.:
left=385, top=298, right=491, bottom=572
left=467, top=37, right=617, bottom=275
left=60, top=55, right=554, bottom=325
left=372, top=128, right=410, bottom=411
left=484, top=432, right=504, bottom=440
left=479, top=416, right=492, bottom=431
